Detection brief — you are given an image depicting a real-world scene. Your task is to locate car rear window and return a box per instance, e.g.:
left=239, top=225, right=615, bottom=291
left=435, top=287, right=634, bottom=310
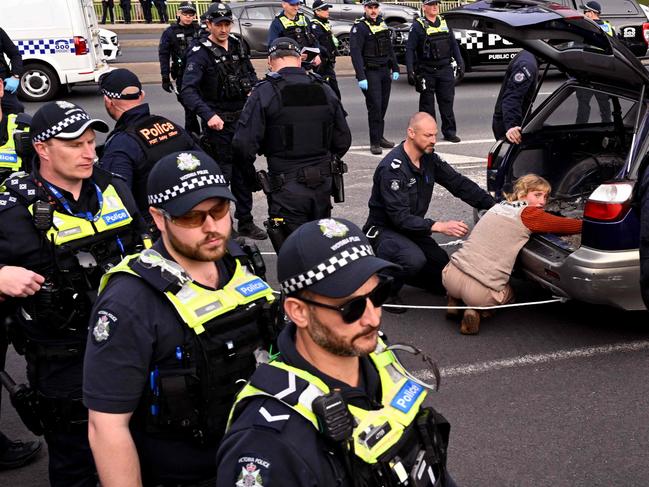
left=542, top=87, right=636, bottom=126
left=575, top=0, right=639, bottom=16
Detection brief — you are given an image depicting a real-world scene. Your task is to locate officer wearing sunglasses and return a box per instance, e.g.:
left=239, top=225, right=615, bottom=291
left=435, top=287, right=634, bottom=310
left=83, top=151, right=278, bottom=486
left=217, top=218, right=459, bottom=487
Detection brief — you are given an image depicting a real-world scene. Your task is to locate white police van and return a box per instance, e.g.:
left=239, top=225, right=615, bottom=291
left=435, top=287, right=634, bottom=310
left=0, top=0, right=112, bottom=102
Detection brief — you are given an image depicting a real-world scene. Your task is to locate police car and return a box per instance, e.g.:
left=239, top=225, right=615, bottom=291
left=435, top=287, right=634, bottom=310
left=0, top=0, right=112, bottom=102
left=448, top=0, right=649, bottom=310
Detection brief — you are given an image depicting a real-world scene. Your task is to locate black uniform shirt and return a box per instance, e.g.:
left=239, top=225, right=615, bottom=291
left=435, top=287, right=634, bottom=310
left=216, top=323, right=382, bottom=487
left=83, top=239, right=231, bottom=483
left=158, top=21, right=200, bottom=79
left=0, top=27, right=23, bottom=78
left=364, top=143, right=495, bottom=236
left=232, top=66, right=351, bottom=171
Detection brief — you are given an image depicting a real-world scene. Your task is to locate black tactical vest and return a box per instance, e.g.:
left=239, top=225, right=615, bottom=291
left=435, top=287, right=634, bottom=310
left=418, top=17, right=451, bottom=64
left=169, top=22, right=200, bottom=79
left=278, top=12, right=317, bottom=49
left=358, top=18, right=392, bottom=59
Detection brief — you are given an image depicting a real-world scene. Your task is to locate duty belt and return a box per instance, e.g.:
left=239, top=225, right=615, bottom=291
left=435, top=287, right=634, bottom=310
left=268, top=162, right=332, bottom=190
left=216, top=110, right=243, bottom=123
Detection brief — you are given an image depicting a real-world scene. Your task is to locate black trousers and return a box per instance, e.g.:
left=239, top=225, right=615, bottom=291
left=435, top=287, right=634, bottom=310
left=203, top=123, right=254, bottom=223
left=120, top=0, right=131, bottom=22
left=267, top=178, right=333, bottom=233
left=370, top=227, right=449, bottom=295
left=318, top=63, right=341, bottom=100
left=45, top=428, right=97, bottom=487
left=418, top=65, right=457, bottom=138
left=140, top=0, right=153, bottom=22
left=101, top=1, right=115, bottom=23
left=363, top=66, right=392, bottom=145
left=154, top=0, right=168, bottom=23
left=176, top=77, right=201, bottom=135
left=576, top=90, right=612, bottom=124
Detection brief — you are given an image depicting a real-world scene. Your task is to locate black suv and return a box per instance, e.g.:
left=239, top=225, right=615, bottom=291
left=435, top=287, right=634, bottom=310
left=452, top=0, right=649, bottom=74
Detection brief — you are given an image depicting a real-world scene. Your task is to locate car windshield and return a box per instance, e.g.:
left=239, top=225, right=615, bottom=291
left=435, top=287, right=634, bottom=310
left=575, top=0, right=639, bottom=15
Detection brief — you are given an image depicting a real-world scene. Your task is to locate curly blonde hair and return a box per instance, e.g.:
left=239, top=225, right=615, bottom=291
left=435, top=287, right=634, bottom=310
left=505, top=174, right=551, bottom=202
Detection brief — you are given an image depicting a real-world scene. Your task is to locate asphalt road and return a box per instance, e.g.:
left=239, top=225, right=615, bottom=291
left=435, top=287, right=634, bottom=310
left=1, top=73, right=648, bottom=487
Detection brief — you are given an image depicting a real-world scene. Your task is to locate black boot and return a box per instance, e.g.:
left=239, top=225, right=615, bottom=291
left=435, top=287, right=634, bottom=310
left=0, top=437, right=42, bottom=470
left=370, top=144, right=382, bottom=155
left=238, top=220, right=268, bottom=240
left=380, top=137, right=395, bottom=148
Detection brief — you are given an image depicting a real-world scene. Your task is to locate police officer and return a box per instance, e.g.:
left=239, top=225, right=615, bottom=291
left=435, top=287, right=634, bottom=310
left=310, top=0, right=341, bottom=99
left=181, top=2, right=267, bottom=241
left=0, top=27, right=24, bottom=115
left=363, top=112, right=494, bottom=308
left=140, top=0, right=153, bottom=23
left=159, top=1, right=201, bottom=134
left=492, top=49, right=538, bottom=144
left=0, top=101, right=147, bottom=486
left=217, top=218, right=458, bottom=487
left=232, top=37, right=351, bottom=251
left=120, top=0, right=132, bottom=23
left=350, top=0, right=400, bottom=155
left=98, top=68, right=199, bottom=220
left=406, top=0, right=463, bottom=143
left=154, top=0, right=169, bottom=23
left=0, top=81, right=31, bottom=182
left=268, top=0, right=322, bottom=69
left=576, top=1, right=613, bottom=124
left=84, top=151, right=277, bottom=486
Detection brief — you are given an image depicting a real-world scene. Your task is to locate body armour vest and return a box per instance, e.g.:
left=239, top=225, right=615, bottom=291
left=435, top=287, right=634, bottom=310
left=311, top=18, right=339, bottom=58
left=121, top=114, right=195, bottom=211
left=229, top=339, right=450, bottom=486
left=0, top=114, right=29, bottom=179
left=416, top=17, right=451, bottom=64
left=278, top=13, right=316, bottom=48
left=169, top=22, right=200, bottom=79
left=198, top=36, right=254, bottom=108
left=263, top=73, right=333, bottom=171
left=1, top=174, right=141, bottom=337
left=595, top=19, right=614, bottom=36
left=357, top=17, right=392, bottom=58
left=99, top=248, right=276, bottom=444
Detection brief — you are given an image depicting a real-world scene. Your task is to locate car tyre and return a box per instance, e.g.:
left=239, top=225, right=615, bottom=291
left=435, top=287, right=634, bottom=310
left=337, top=34, right=350, bottom=57
left=19, top=63, right=61, bottom=102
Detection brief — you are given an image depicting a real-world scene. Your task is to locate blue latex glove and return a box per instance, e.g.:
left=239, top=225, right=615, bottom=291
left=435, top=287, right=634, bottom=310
left=358, top=79, right=368, bottom=91
left=3, top=77, right=18, bottom=94
left=392, top=71, right=400, bottom=81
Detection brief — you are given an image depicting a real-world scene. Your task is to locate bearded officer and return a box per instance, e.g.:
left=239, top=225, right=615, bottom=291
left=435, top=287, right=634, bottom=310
left=84, top=151, right=277, bottom=487
left=310, top=0, right=341, bottom=99
left=158, top=1, right=201, bottom=134
left=98, top=68, right=199, bottom=222
left=350, top=0, right=400, bottom=155
left=232, top=37, right=351, bottom=251
left=406, top=0, right=463, bottom=143
left=216, top=218, right=459, bottom=487
left=0, top=101, right=147, bottom=486
left=181, top=2, right=267, bottom=241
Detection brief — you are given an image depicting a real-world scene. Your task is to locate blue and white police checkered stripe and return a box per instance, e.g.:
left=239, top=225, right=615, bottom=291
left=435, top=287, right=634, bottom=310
left=454, top=30, right=483, bottom=50
left=16, top=38, right=75, bottom=56
left=148, top=174, right=228, bottom=206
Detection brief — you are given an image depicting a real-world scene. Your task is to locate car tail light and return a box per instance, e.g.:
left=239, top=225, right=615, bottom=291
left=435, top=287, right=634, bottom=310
left=74, top=36, right=89, bottom=55
left=583, top=182, right=633, bottom=222
left=487, top=151, right=495, bottom=170
left=643, top=23, right=649, bottom=45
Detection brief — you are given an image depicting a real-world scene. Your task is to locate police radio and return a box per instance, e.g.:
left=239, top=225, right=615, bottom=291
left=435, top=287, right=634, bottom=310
left=312, top=390, right=354, bottom=443
left=32, top=200, right=53, bottom=232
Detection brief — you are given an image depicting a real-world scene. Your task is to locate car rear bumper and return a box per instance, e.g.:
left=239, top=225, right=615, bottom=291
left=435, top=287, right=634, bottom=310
left=519, top=239, right=643, bottom=311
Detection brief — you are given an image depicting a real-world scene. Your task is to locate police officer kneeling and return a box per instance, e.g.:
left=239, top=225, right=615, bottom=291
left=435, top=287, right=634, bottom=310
left=217, top=218, right=458, bottom=487
left=84, top=151, right=277, bottom=486
left=0, top=101, right=148, bottom=486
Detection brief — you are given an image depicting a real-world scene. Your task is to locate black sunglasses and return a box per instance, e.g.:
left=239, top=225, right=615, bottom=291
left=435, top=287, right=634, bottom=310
left=295, top=276, right=393, bottom=324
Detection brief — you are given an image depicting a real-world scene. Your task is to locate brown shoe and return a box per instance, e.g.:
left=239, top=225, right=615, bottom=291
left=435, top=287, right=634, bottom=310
left=446, top=296, right=462, bottom=321
left=460, top=309, right=480, bottom=335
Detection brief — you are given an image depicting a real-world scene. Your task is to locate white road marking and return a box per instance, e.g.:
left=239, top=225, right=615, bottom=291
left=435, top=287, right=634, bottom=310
left=347, top=150, right=486, bottom=166
left=349, top=138, right=495, bottom=150
left=413, top=340, right=649, bottom=381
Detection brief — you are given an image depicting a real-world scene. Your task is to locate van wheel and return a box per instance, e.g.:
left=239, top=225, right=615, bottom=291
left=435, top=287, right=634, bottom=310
left=19, top=64, right=61, bottom=102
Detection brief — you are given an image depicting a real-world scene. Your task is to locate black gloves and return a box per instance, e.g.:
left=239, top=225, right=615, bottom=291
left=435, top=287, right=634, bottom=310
left=161, top=76, right=173, bottom=93
left=407, top=71, right=416, bottom=87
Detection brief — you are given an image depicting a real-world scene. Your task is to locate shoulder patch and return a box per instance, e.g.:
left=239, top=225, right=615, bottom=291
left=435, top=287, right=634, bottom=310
left=390, top=158, right=402, bottom=169
left=192, top=44, right=201, bottom=52
left=390, top=179, right=400, bottom=191
left=235, top=455, right=271, bottom=487
left=513, top=71, right=526, bottom=83
left=91, top=310, right=118, bottom=345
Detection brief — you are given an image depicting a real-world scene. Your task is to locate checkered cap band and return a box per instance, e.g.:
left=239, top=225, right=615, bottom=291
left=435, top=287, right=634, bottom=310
left=148, top=173, right=228, bottom=205
left=32, top=113, right=91, bottom=143
left=280, top=245, right=375, bottom=294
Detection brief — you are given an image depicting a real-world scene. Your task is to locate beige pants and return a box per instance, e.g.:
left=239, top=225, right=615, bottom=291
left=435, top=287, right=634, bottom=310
left=442, top=262, right=514, bottom=308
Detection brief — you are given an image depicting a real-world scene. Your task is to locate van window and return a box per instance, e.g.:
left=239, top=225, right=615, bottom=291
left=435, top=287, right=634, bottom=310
left=543, top=87, right=636, bottom=125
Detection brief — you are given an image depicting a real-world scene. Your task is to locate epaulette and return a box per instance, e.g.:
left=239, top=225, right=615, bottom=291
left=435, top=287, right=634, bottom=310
left=0, top=191, right=20, bottom=213
left=3, top=172, right=39, bottom=204
left=265, top=72, right=283, bottom=82
left=308, top=71, right=324, bottom=82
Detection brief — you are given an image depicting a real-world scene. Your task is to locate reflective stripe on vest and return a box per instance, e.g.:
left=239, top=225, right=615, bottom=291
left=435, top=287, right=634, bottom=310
left=0, top=114, right=24, bottom=172
left=417, top=17, right=449, bottom=36
left=363, top=18, right=389, bottom=35
left=28, top=184, right=133, bottom=246
left=279, top=13, right=309, bottom=29
left=229, top=339, right=428, bottom=464
left=100, top=250, right=275, bottom=335
left=597, top=19, right=614, bottom=36
left=312, top=18, right=332, bottom=33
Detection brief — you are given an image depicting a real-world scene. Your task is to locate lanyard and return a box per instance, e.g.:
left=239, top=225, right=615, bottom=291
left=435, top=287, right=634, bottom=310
left=46, top=182, right=103, bottom=222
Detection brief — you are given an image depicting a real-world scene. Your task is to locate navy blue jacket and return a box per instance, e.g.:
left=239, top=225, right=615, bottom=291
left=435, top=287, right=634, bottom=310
left=492, top=50, right=538, bottom=139
left=350, top=15, right=398, bottom=81
left=405, top=16, right=464, bottom=74
left=0, top=27, right=23, bottom=79
left=364, top=143, right=495, bottom=236
left=232, top=67, right=351, bottom=170
left=310, top=17, right=336, bottom=66
left=216, top=324, right=381, bottom=487
left=268, top=12, right=319, bottom=48
left=158, top=21, right=200, bottom=79
left=639, top=164, right=649, bottom=309
left=180, top=36, right=258, bottom=123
